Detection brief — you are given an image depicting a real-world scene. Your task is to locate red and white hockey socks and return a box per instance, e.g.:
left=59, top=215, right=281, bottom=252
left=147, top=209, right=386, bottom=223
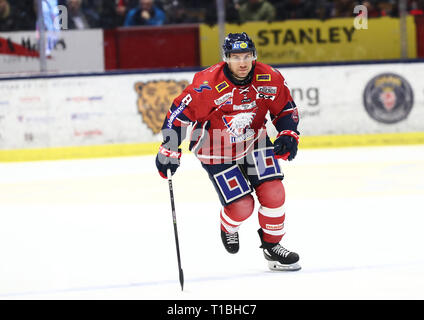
left=256, top=180, right=286, bottom=243
left=258, top=205, right=286, bottom=243
left=220, top=194, right=255, bottom=234
left=220, top=180, right=287, bottom=244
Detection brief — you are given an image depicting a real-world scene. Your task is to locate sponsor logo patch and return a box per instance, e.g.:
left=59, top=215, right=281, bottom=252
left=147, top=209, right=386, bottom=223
left=214, top=92, right=233, bottom=105
left=257, top=86, right=277, bottom=94
left=194, top=81, right=212, bottom=93
left=167, top=102, right=186, bottom=129
left=233, top=101, right=256, bottom=111
left=256, top=93, right=275, bottom=100
left=216, top=81, right=230, bottom=93
left=252, top=147, right=282, bottom=178
left=256, top=74, right=271, bottom=81
left=214, top=165, right=252, bottom=204
left=266, top=223, right=284, bottom=230
left=232, top=42, right=248, bottom=50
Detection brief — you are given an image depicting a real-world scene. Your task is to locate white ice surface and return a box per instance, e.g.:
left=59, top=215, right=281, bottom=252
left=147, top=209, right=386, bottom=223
left=0, top=145, right=423, bottom=300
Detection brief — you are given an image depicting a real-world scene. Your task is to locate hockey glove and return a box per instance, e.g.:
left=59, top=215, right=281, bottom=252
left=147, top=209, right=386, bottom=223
left=273, top=130, right=299, bottom=161
left=156, top=145, right=182, bottom=179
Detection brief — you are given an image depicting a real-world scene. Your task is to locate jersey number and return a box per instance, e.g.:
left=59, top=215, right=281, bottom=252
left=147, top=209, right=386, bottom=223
left=182, top=94, right=192, bottom=106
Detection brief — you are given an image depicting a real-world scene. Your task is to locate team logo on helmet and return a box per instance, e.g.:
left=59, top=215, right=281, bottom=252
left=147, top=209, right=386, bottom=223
left=363, top=73, right=413, bottom=124
left=134, top=80, right=189, bottom=134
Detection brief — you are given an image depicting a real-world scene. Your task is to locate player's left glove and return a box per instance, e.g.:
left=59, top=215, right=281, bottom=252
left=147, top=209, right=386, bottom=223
left=273, top=130, right=299, bottom=161
left=155, top=145, right=182, bottom=179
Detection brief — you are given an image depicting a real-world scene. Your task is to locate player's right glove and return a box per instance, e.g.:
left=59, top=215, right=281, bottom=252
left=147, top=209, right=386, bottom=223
left=155, top=144, right=182, bottom=179
left=273, top=130, right=299, bottom=161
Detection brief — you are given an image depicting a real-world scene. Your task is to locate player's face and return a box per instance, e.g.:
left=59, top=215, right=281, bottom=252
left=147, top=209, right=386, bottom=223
left=227, top=52, right=254, bottom=80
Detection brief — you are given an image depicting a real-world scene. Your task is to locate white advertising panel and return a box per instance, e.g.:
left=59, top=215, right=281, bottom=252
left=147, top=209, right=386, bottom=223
left=0, top=62, right=423, bottom=150
left=277, top=63, right=424, bottom=136
left=0, top=72, right=193, bottom=149
left=0, top=29, right=104, bottom=75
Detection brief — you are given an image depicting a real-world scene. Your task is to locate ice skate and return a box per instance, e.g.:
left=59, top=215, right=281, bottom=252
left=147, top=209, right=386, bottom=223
left=258, top=229, right=301, bottom=271
left=221, top=229, right=239, bottom=254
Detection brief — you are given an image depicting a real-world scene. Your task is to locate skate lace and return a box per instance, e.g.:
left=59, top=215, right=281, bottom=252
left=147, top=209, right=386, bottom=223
left=271, top=244, right=290, bottom=258
left=226, top=232, right=239, bottom=244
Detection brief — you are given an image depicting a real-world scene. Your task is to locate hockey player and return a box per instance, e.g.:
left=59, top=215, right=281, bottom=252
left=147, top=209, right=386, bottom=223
left=155, top=32, right=301, bottom=271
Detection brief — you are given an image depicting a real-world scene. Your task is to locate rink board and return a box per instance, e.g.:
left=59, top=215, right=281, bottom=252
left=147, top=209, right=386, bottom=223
left=0, top=61, right=423, bottom=161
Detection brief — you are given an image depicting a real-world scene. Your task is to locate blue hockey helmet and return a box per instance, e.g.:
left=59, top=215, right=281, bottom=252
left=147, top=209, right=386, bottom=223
left=222, top=32, right=257, bottom=61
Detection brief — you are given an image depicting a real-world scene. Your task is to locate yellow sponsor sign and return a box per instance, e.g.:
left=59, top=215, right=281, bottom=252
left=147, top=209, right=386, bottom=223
left=200, top=17, right=417, bottom=66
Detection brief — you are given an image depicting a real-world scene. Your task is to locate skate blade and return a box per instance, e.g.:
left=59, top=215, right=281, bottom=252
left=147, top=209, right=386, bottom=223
left=268, top=261, right=301, bottom=271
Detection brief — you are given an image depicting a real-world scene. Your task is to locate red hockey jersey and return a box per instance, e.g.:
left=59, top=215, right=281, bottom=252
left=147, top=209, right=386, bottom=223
left=162, top=61, right=299, bottom=164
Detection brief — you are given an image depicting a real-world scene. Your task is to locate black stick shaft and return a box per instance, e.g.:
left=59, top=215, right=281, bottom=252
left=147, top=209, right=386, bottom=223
left=167, top=169, right=184, bottom=291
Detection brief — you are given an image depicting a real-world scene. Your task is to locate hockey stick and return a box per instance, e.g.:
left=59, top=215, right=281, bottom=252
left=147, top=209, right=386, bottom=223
left=167, top=169, right=184, bottom=291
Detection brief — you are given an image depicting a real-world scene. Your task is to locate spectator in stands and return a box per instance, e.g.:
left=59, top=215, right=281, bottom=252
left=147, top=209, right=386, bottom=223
left=15, top=0, right=37, bottom=30
left=204, top=0, right=241, bottom=25
left=361, top=1, right=383, bottom=17
left=66, top=0, right=100, bottom=29
left=160, top=0, right=199, bottom=24
left=377, top=1, right=396, bottom=16
left=0, top=0, right=15, bottom=31
left=161, top=0, right=212, bottom=24
left=238, top=0, right=276, bottom=23
left=273, top=0, right=319, bottom=20
left=331, top=0, right=356, bottom=17
left=124, top=0, right=166, bottom=26
left=100, top=0, right=138, bottom=28
left=0, top=0, right=36, bottom=31
left=82, top=0, right=103, bottom=13
left=410, top=0, right=424, bottom=15
left=314, top=0, right=336, bottom=20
